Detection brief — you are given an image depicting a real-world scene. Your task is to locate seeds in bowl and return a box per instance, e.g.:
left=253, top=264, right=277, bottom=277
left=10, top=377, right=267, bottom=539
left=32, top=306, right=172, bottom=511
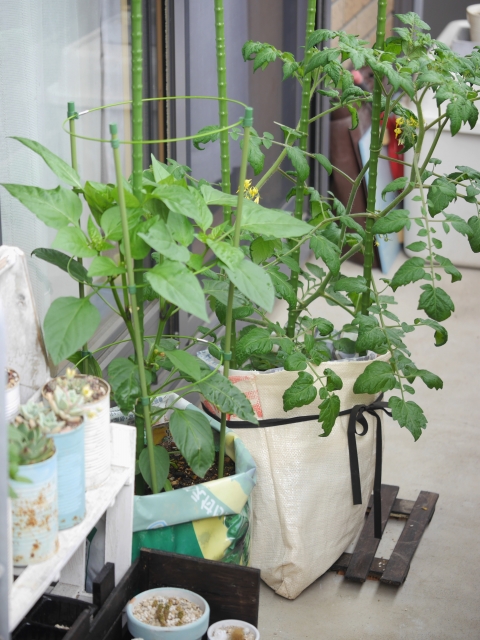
left=211, top=627, right=255, bottom=640
left=132, top=595, right=203, bottom=627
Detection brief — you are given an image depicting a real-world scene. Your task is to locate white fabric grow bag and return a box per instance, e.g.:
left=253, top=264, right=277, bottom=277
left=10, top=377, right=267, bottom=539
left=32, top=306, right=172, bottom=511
left=200, top=352, right=389, bottom=599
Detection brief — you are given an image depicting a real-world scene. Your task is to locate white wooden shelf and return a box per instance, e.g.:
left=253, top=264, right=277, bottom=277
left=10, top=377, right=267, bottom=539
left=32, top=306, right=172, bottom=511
left=9, top=423, right=136, bottom=632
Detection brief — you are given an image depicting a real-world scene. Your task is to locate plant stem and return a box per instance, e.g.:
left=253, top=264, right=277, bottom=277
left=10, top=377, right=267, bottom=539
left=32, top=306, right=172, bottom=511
left=68, top=102, right=87, bottom=374
left=360, top=0, right=387, bottom=317
left=110, top=124, right=158, bottom=494
left=214, top=0, right=232, bottom=223
left=218, top=110, right=252, bottom=478
left=286, top=0, right=317, bottom=339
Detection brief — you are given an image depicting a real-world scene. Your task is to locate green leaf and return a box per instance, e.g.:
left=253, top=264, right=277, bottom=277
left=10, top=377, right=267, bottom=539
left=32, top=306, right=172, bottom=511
left=242, top=134, right=264, bottom=175
left=346, top=104, right=359, bottom=130
left=355, top=315, right=388, bottom=354
left=200, top=183, right=238, bottom=207
left=405, top=241, right=427, bottom=252
left=372, top=209, right=411, bottom=234
left=197, top=366, right=258, bottom=423
left=31, top=248, right=91, bottom=284
left=126, top=219, right=157, bottom=260
left=389, top=396, right=427, bottom=441
left=167, top=211, right=195, bottom=246
left=334, top=337, right=356, bottom=354
left=396, top=11, right=430, bottom=29
left=468, top=216, right=480, bottom=252
left=444, top=213, right=472, bottom=237
left=67, top=351, right=103, bottom=378
left=313, top=153, right=333, bottom=175
left=268, top=267, right=296, bottom=306
left=100, top=205, right=143, bottom=241
left=207, top=239, right=244, bottom=269
left=250, top=237, right=276, bottom=264
left=381, top=177, right=409, bottom=200
left=283, top=372, right=317, bottom=412
left=318, top=394, right=341, bottom=437
left=434, top=254, right=462, bottom=283
left=193, top=125, right=220, bottom=150
left=324, top=368, right=343, bottom=391
left=151, top=154, right=171, bottom=182
left=306, top=29, right=336, bottom=50
left=165, top=350, right=203, bottom=382
left=138, top=446, right=170, bottom=491
left=1, top=184, right=82, bottom=229
left=11, top=137, right=82, bottom=188
left=146, top=260, right=208, bottom=321
left=353, top=361, right=396, bottom=394
left=418, top=284, right=454, bottom=321
left=83, top=182, right=115, bottom=224
left=415, top=369, right=443, bottom=390
left=253, top=45, right=277, bottom=71
left=334, top=276, right=368, bottom=293
left=169, top=409, right=215, bottom=478
left=390, top=257, right=425, bottom=291
left=286, top=147, right=309, bottom=182
left=52, top=227, right=97, bottom=258
left=138, top=219, right=190, bottom=262
left=236, top=328, right=273, bottom=362
left=427, top=178, right=456, bottom=216
left=309, top=235, right=341, bottom=275
left=188, top=186, right=213, bottom=230
left=305, top=262, right=326, bottom=280
left=225, top=260, right=275, bottom=312
left=241, top=200, right=312, bottom=238
left=152, top=185, right=204, bottom=226
left=108, top=358, right=141, bottom=414
left=284, top=352, right=308, bottom=371
left=203, top=280, right=248, bottom=308
left=413, top=317, right=448, bottom=346
left=44, top=297, right=101, bottom=365
left=87, top=256, right=126, bottom=277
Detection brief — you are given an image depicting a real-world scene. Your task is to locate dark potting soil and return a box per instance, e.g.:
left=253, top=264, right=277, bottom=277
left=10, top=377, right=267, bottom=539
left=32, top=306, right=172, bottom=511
left=160, top=427, right=235, bottom=489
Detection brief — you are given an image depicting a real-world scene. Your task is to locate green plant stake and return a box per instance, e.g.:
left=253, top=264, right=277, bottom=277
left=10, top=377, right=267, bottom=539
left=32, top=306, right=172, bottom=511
left=361, top=0, right=388, bottom=317
left=68, top=101, right=87, bottom=374
left=110, top=123, right=158, bottom=494
left=214, top=0, right=232, bottom=222
left=286, top=0, right=318, bottom=339
left=218, top=107, right=253, bottom=478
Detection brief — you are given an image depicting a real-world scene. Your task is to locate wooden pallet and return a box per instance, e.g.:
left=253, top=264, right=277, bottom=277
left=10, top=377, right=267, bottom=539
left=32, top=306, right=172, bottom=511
left=330, top=484, right=439, bottom=586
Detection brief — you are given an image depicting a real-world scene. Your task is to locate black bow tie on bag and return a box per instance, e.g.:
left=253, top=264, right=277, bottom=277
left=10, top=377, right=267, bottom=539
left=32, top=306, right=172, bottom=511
left=339, top=393, right=391, bottom=539
left=202, top=393, right=391, bottom=539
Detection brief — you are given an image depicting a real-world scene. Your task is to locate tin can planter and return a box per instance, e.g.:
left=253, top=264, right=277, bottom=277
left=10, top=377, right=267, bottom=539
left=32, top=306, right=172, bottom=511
left=6, top=368, right=20, bottom=423
left=44, top=376, right=111, bottom=490
left=49, top=422, right=86, bottom=530
left=10, top=452, right=58, bottom=565
left=126, top=587, right=210, bottom=640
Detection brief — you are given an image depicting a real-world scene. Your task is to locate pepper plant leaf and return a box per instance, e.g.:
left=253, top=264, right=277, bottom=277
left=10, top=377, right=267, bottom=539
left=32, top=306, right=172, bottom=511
left=169, top=409, right=215, bottom=478
left=44, top=297, right=101, bottom=365
left=241, top=200, right=312, bottom=238
left=138, top=219, right=190, bottom=262
left=32, top=248, right=91, bottom=284
left=225, top=260, right=275, bottom=312
left=52, top=227, right=97, bottom=258
left=165, top=350, right=204, bottom=382
left=87, top=256, right=126, bottom=277
left=11, top=137, right=82, bottom=188
left=138, top=446, right=170, bottom=491
left=1, top=184, right=82, bottom=229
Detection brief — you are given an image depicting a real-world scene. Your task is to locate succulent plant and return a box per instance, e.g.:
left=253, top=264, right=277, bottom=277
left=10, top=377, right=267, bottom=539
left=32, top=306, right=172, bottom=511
left=44, top=386, right=84, bottom=426
left=15, top=393, right=82, bottom=435
left=9, top=422, right=55, bottom=472
left=54, top=368, right=95, bottom=402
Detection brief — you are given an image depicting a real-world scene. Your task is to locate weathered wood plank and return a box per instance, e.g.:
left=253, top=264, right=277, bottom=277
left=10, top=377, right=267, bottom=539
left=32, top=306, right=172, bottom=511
left=380, top=491, right=439, bottom=586
left=345, top=484, right=399, bottom=583
left=142, top=549, right=261, bottom=628
left=367, top=495, right=415, bottom=518
left=93, top=563, right=115, bottom=610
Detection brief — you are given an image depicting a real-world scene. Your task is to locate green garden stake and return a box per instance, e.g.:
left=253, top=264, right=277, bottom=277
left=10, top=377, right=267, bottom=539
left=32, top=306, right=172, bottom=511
left=110, top=123, right=158, bottom=494
left=68, top=101, right=86, bottom=374
left=214, top=0, right=232, bottom=223
left=218, top=106, right=253, bottom=478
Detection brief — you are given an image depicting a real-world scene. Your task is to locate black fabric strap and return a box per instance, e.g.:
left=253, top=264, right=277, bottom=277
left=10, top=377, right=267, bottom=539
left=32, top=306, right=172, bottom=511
left=202, top=394, right=390, bottom=540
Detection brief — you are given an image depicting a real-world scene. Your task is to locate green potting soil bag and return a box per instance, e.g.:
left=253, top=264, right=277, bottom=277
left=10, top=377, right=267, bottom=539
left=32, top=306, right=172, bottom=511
left=113, top=394, right=257, bottom=565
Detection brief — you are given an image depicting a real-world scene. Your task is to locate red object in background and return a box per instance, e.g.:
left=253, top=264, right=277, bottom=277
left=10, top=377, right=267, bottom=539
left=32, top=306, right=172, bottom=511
left=386, top=113, right=404, bottom=180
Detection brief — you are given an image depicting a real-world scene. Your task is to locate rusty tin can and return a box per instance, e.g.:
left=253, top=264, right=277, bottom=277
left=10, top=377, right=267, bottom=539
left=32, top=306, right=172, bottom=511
left=11, top=452, right=58, bottom=565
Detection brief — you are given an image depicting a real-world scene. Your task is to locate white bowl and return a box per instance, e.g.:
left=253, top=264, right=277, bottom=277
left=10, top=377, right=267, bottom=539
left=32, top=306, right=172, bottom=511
left=207, top=619, right=260, bottom=640
left=126, top=587, right=210, bottom=640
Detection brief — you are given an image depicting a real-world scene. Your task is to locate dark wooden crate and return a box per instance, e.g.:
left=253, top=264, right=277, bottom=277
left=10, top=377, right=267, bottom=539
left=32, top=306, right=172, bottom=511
left=86, top=549, right=261, bottom=640
left=330, top=484, right=439, bottom=585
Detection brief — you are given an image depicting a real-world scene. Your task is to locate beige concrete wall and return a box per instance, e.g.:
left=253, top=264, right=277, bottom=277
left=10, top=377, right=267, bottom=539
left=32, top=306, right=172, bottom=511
left=331, top=0, right=395, bottom=44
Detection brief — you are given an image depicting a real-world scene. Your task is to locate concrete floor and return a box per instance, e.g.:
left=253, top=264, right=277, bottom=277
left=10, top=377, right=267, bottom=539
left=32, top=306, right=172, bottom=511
left=259, top=251, right=480, bottom=640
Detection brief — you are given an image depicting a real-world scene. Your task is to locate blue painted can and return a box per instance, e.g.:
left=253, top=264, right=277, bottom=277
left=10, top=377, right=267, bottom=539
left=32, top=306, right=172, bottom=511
left=11, top=452, right=58, bottom=565
left=50, top=423, right=85, bottom=529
